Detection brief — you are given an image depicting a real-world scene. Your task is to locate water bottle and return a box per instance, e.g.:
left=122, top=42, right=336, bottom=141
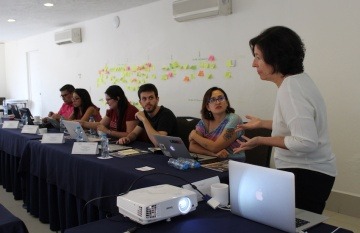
left=177, top=158, right=201, bottom=169
left=168, top=158, right=189, bottom=170
left=75, top=126, right=85, bottom=142
left=101, top=134, right=110, bottom=158
left=3, top=102, right=7, bottom=117
left=89, top=116, right=96, bottom=136
left=22, top=114, right=28, bottom=126
left=59, top=116, right=66, bottom=133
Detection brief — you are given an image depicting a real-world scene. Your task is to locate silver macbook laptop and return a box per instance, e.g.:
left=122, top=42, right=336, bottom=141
left=62, top=120, right=100, bottom=142
left=229, top=160, right=328, bottom=233
left=153, top=135, right=220, bottom=164
left=62, top=120, right=131, bottom=151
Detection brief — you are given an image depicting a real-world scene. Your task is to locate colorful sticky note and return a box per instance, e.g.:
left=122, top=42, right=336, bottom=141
left=208, top=55, right=215, bottom=61
left=225, top=71, right=232, bottom=78
left=183, top=76, right=190, bottom=82
left=207, top=74, right=213, bottom=79
left=198, top=70, right=205, bottom=77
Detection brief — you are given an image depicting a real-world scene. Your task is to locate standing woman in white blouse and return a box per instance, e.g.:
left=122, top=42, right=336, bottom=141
left=234, top=26, right=336, bottom=214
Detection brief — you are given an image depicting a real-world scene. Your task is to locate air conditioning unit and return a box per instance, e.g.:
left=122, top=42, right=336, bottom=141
left=54, top=28, right=82, bottom=45
left=173, top=0, right=232, bottom=22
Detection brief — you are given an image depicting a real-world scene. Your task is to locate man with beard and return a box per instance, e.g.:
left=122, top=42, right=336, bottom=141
left=118, top=83, right=177, bottom=146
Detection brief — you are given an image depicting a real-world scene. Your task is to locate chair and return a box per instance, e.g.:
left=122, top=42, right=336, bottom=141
left=176, top=116, right=201, bottom=149
left=0, top=97, right=4, bottom=114
left=243, top=127, right=273, bottom=167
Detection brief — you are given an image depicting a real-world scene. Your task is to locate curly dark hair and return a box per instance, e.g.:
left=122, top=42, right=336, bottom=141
left=105, top=85, right=129, bottom=131
left=249, top=26, right=306, bottom=76
left=200, top=87, right=235, bottom=120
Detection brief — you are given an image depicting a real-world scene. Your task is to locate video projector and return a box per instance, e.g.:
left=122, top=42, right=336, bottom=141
left=117, top=184, right=198, bottom=225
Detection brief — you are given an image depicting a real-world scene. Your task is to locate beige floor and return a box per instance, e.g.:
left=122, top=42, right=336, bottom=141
left=1, top=186, right=359, bottom=233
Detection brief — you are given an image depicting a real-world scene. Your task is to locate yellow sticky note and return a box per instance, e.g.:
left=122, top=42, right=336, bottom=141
left=225, top=71, right=232, bottom=78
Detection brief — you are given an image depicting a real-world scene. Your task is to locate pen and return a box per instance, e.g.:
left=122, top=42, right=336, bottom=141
left=330, top=227, right=340, bottom=233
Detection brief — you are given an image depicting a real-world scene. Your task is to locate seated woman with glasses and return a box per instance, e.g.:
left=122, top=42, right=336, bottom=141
left=189, top=87, right=245, bottom=161
left=80, top=85, right=138, bottom=139
left=69, top=88, right=102, bottom=122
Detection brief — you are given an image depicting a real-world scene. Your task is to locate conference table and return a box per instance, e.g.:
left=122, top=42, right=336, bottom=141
left=0, top=204, right=29, bottom=233
left=0, top=126, right=353, bottom=233
left=0, top=126, right=228, bottom=232
left=64, top=202, right=353, bottom=233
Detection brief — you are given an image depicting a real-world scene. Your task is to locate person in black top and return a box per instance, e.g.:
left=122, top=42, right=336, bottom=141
left=118, top=83, right=177, bottom=146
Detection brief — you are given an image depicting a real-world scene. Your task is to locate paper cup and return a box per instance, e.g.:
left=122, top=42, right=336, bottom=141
left=211, top=183, right=229, bottom=207
left=34, top=116, right=41, bottom=122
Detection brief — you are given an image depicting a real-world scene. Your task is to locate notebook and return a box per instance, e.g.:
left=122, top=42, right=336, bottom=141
left=229, top=160, right=328, bottom=232
left=153, top=135, right=220, bottom=164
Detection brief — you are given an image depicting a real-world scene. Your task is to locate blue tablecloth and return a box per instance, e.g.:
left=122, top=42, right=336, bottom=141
left=18, top=139, right=228, bottom=231
left=0, top=204, right=29, bottom=233
left=0, top=127, right=42, bottom=199
left=64, top=202, right=353, bottom=233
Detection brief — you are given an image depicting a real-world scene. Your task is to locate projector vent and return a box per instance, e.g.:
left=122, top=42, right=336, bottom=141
left=137, top=206, right=142, bottom=217
left=145, top=205, right=157, bottom=219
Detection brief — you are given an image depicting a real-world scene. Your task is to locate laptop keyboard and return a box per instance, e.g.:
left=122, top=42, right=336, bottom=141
left=296, top=218, right=310, bottom=228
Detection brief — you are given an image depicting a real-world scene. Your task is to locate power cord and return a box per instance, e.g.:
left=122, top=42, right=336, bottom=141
left=82, top=172, right=209, bottom=225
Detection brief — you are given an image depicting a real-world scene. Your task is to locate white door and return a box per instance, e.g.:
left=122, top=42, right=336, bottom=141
left=26, top=50, right=42, bottom=116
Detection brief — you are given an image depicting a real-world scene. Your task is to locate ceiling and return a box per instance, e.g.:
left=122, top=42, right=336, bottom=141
left=0, top=0, right=160, bottom=43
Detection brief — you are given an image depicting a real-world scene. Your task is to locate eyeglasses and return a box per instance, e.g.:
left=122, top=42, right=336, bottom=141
left=208, top=96, right=226, bottom=104
left=60, top=93, right=69, bottom=98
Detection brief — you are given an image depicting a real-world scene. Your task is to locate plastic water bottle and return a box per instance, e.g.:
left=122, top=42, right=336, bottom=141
left=75, top=126, right=85, bottom=142
left=101, top=134, right=110, bottom=158
left=3, top=102, right=7, bottom=117
left=168, top=158, right=189, bottom=170
left=177, top=158, right=201, bottom=169
left=89, top=116, right=96, bottom=136
left=22, top=114, right=28, bottom=126
left=59, top=116, right=66, bottom=133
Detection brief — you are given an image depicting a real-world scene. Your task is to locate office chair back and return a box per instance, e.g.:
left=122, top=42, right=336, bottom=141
left=176, top=116, right=201, bottom=149
left=244, top=127, right=272, bottom=167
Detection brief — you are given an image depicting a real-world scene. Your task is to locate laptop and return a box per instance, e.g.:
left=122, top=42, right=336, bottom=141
left=10, top=105, right=22, bottom=119
left=62, top=120, right=101, bottom=142
left=153, top=135, right=220, bottom=164
left=47, top=117, right=61, bottom=129
left=62, top=120, right=131, bottom=152
left=19, top=108, right=34, bottom=125
left=229, top=160, right=328, bottom=232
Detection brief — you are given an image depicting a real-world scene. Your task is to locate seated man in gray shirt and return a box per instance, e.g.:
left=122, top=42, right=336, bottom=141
left=118, top=83, right=177, bottom=146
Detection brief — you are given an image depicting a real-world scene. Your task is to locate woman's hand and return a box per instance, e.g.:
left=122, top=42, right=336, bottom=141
left=216, top=149, right=229, bottom=158
left=235, top=115, right=262, bottom=132
left=96, top=125, right=108, bottom=134
left=233, top=135, right=259, bottom=153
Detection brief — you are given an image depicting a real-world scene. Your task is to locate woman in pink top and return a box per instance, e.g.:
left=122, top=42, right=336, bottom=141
left=69, top=88, right=102, bottom=122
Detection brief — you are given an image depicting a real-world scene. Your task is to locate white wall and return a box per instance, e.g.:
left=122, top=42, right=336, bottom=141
left=4, top=0, right=360, bottom=197
left=0, top=44, right=6, bottom=97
